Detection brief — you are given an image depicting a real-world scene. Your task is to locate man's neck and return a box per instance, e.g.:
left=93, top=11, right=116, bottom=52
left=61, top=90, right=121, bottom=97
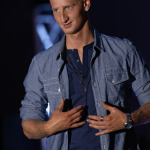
left=65, top=21, right=94, bottom=64
left=66, top=22, right=94, bottom=50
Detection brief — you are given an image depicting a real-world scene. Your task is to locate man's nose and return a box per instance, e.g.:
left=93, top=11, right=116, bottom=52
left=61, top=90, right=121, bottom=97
left=60, top=11, right=68, bottom=23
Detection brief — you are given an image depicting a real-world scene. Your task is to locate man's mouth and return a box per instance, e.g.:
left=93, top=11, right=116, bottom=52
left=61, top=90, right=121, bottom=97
left=63, top=22, right=72, bottom=28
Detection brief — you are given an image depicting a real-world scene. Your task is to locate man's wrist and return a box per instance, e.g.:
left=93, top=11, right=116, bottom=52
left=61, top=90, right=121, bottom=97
left=42, top=120, right=54, bottom=137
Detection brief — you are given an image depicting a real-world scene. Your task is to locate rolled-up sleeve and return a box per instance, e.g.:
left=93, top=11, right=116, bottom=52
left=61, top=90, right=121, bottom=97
left=20, top=56, right=48, bottom=122
left=126, top=40, right=150, bottom=105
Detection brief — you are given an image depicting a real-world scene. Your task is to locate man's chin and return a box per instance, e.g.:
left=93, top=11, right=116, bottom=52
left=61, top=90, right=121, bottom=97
left=62, top=29, right=79, bottom=35
left=62, top=28, right=73, bottom=34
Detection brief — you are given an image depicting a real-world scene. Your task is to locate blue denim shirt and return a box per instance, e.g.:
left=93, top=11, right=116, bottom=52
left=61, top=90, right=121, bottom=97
left=20, top=30, right=150, bottom=150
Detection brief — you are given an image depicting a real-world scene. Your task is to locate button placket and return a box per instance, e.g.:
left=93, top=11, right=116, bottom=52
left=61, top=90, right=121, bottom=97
left=94, top=82, right=97, bottom=87
left=97, top=102, right=100, bottom=108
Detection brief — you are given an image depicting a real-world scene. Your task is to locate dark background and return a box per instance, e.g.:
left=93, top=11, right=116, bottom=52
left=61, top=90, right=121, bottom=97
left=0, top=0, right=150, bottom=150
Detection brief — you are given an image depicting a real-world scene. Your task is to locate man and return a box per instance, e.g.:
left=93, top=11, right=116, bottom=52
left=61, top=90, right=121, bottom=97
left=20, top=0, right=150, bottom=149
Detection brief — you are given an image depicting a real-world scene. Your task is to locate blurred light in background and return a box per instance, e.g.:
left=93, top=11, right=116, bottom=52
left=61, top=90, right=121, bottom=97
left=33, top=4, right=64, bottom=53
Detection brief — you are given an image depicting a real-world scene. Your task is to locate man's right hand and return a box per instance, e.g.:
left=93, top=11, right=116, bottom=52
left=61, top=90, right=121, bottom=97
left=44, top=99, right=85, bottom=136
left=22, top=99, right=84, bottom=139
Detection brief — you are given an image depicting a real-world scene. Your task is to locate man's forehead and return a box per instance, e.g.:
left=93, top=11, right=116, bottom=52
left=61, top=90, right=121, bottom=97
left=50, top=0, right=82, bottom=8
left=50, top=0, right=82, bottom=5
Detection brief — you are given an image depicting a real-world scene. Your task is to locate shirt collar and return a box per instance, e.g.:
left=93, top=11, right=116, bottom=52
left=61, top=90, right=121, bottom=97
left=56, top=35, right=66, bottom=61
left=93, top=29, right=104, bottom=51
left=56, top=29, right=104, bottom=61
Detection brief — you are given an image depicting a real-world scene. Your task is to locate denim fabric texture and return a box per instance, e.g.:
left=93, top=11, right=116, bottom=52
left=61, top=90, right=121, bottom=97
left=20, top=30, right=150, bottom=150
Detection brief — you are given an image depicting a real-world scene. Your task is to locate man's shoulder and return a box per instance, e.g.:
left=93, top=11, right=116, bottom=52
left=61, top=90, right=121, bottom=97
left=35, top=41, right=61, bottom=60
left=94, top=29, right=132, bottom=47
left=31, top=41, right=62, bottom=71
left=100, top=33, right=132, bottom=47
left=95, top=31, right=134, bottom=54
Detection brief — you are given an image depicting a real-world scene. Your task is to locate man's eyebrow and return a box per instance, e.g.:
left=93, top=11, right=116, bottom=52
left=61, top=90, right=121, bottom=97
left=52, top=3, right=75, bottom=10
left=70, top=3, right=76, bottom=6
left=52, top=7, right=58, bottom=11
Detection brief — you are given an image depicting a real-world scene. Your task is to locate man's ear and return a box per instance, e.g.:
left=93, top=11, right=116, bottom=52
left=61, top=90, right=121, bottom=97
left=84, top=0, right=91, bottom=11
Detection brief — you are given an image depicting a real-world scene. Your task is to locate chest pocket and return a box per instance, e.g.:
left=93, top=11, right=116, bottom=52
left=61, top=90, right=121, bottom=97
left=104, top=68, right=130, bottom=106
left=43, top=78, right=61, bottom=94
left=105, top=71, right=129, bottom=85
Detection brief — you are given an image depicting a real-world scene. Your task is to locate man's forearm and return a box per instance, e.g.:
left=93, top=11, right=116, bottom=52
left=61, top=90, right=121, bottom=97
left=22, top=119, right=51, bottom=139
left=131, top=102, right=150, bottom=126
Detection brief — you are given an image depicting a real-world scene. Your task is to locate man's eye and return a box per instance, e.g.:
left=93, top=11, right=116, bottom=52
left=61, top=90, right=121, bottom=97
left=66, top=6, right=72, bottom=10
left=54, top=9, right=60, bottom=13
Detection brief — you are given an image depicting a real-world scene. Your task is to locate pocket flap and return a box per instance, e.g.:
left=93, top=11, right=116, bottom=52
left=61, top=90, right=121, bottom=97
left=105, top=70, right=129, bottom=85
left=43, top=78, right=60, bottom=94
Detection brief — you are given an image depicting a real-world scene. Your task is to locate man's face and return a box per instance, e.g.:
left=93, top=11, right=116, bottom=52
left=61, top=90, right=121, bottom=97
left=50, top=0, right=88, bottom=35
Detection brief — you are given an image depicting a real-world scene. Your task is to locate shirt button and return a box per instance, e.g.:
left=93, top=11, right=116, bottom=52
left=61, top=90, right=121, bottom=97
left=104, top=144, right=106, bottom=149
left=97, top=103, right=100, bottom=108
left=58, top=88, right=61, bottom=92
left=112, top=79, right=115, bottom=83
left=76, top=60, right=79, bottom=63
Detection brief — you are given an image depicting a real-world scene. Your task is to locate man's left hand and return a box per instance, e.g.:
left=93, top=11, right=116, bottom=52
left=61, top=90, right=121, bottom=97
left=87, top=102, right=126, bottom=136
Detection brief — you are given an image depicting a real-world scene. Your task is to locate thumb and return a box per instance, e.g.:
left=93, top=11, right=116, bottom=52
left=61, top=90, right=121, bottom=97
left=57, top=99, right=64, bottom=111
left=102, top=102, right=113, bottom=112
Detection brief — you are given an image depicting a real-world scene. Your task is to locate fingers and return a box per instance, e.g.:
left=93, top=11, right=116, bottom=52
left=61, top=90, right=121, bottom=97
left=102, top=102, right=113, bottom=112
left=71, top=109, right=84, bottom=121
left=88, top=115, right=101, bottom=121
left=68, top=105, right=83, bottom=116
left=89, top=124, right=106, bottom=130
left=57, top=99, right=64, bottom=111
left=87, top=118, right=114, bottom=135
left=87, top=118, right=105, bottom=126
left=88, top=115, right=110, bottom=122
left=87, top=114, right=106, bottom=130
left=68, top=108, right=85, bottom=128
left=71, top=121, right=85, bottom=128
left=87, top=116, right=107, bottom=131
left=68, top=107, right=84, bottom=125
left=71, top=112, right=84, bottom=124
left=66, top=106, right=85, bottom=128
left=95, top=129, right=112, bottom=136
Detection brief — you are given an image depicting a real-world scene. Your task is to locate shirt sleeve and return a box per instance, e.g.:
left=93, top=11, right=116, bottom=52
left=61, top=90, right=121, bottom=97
left=20, top=56, right=48, bottom=122
left=126, top=40, right=150, bottom=106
